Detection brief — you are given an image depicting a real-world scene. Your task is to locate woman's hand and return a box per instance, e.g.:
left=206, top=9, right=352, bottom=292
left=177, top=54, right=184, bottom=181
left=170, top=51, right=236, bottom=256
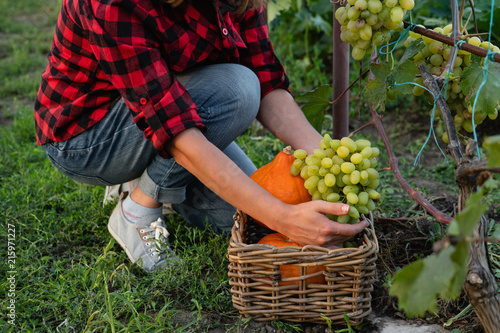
left=262, top=200, right=369, bottom=248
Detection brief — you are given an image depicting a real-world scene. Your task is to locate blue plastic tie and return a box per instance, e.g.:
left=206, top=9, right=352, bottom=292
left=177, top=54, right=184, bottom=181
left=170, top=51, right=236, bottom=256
left=455, top=40, right=466, bottom=49
left=487, top=52, right=497, bottom=61
left=379, top=26, right=411, bottom=55
left=380, top=11, right=413, bottom=55
left=393, top=81, right=447, bottom=165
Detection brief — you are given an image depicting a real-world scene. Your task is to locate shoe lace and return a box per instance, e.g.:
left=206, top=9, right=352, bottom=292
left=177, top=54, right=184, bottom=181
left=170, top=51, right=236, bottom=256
left=142, top=218, right=171, bottom=255
left=150, top=218, right=170, bottom=241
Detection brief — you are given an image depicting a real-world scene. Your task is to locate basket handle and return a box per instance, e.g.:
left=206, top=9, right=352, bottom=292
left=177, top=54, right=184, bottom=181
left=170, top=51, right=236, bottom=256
left=362, top=212, right=379, bottom=253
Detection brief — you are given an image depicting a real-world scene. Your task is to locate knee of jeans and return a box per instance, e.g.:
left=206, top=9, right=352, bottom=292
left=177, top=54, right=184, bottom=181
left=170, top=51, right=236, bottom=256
left=224, top=64, right=261, bottom=116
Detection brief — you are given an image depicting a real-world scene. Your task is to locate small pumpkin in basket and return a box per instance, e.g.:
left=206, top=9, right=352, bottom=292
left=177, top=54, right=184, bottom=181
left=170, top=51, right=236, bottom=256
left=250, top=146, right=311, bottom=228
left=257, top=233, right=326, bottom=286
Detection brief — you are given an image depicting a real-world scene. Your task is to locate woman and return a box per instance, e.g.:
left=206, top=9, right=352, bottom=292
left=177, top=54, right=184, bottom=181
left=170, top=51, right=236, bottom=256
left=34, top=0, right=368, bottom=272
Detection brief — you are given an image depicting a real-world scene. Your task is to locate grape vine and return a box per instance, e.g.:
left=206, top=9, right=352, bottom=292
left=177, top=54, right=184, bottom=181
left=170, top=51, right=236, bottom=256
left=403, top=24, right=500, bottom=143
left=267, top=0, right=500, bottom=329
left=285, top=0, right=500, bottom=330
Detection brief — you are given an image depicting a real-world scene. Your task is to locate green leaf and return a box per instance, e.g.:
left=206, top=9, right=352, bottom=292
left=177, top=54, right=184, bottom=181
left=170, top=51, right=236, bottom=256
left=365, top=62, right=391, bottom=111
left=446, top=220, right=461, bottom=237
left=483, top=135, right=500, bottom=168
left=389, top=245, right=467, bottom=317
left=365, top=40, right=424, bottom=107
left=390, top=60, right=417, bottom=95
left=449, top=191, right=488, bottom=237
left=296, top=0, right=303, bottom=11
left=442, top=241, right=469, bottom=300
left=492, top=224, right=500, bottom=240
left=388, top=40, right=424, bottom=95
left=389, top=260, right=426, bottom=314
left=267, top=0, right=292, bottom=25
left=460, top=57, right=500, bottom=115
left=296, top=84, right=332, bottom=132
left=397, top=39, right=425, bottom=66
left=310, top=15, right=332, bottom=35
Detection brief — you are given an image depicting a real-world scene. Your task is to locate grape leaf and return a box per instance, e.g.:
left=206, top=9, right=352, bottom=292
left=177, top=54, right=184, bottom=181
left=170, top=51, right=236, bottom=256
left=483, top=135, right=500, bottom=168
left=389, top=244, right=467, bottom=317
left=386, top=40, right=424, bottom=95
left=397, top=39, right=425, bottom=66
left=460, top=57, right=500, bottom=115
left=267, top=0, right=292, bottom=25
left=310, top=15, right=332, bottom=35
left=442, top=241, right=469, bottom=300
left=448, top=189, right=489, bottom=237
left=492, top=224, right=500, bottom=240
left=390, top=60, right=417, bottom=95
left=365, top=62, right=391, bottom=111
left=296, top=84, right=332, bottom=132
left=366, top=41, right=423, bottom=102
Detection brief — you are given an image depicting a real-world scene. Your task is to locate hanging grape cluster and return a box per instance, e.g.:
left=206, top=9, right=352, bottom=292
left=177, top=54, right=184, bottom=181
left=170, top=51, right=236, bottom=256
left=291, top=135, right=381, bottom=225
left=404, top=24, right=500, bottom=143
left=335, top=0, right=415, bottom=60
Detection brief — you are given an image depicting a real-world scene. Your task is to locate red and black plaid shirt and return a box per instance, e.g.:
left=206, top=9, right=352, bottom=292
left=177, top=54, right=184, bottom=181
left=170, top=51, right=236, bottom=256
left=34, top=0, right=289, bottom=158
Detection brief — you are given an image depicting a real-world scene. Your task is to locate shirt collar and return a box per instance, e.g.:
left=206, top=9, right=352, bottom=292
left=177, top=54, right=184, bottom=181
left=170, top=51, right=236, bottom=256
left=217, top=0, right=241, bottom=15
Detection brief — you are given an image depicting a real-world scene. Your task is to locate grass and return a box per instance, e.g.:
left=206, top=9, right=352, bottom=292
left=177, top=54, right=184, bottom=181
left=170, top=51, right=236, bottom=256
left=0, top=104, right=257, bottom=331
left=1, top=1, right=498, bottom=332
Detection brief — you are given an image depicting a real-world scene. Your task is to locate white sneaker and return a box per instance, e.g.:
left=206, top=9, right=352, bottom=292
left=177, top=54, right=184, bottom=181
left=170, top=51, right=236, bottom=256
left=107, top=192, right=180, bottom=273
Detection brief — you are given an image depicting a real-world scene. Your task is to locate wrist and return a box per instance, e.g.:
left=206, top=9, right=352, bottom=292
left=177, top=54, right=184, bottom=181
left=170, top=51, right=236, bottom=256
left=253, top=199, right=290, bottom=232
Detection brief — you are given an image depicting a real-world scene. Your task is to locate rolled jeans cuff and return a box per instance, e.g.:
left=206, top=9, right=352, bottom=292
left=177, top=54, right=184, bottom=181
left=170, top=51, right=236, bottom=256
left=138, top=170, right=186, bottom=204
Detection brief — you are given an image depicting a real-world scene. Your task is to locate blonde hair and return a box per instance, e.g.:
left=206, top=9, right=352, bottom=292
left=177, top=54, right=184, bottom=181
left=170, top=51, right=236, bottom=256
left=161, top=0, right=265, bottom=15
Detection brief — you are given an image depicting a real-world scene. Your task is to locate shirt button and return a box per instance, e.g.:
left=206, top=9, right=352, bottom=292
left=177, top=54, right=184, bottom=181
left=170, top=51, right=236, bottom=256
left=139, top=98, right=147, bottom=105
left=222, top=28, right=228, bottom=36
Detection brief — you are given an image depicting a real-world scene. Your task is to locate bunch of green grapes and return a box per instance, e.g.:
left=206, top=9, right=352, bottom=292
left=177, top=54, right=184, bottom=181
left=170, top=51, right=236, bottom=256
left=404, top=24, right=500, bottom=143
left=290, top=134, right=381, bottom=224
left=335, top=0, right=415, bottom=60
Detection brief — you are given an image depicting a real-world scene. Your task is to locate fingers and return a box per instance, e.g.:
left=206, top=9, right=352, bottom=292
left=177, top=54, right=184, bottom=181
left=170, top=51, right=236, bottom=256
left=332, top=219, right=369, bottom=236
left=286, top=202, right=370, bottom=247
left=311, top=200, right=351, bottom=216
left=319, top=220, right=369, bottom=248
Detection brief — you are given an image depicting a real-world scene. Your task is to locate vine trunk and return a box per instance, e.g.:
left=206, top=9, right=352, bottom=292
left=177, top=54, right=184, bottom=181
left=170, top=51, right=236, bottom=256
left=419, top=65, right=500, bottom=332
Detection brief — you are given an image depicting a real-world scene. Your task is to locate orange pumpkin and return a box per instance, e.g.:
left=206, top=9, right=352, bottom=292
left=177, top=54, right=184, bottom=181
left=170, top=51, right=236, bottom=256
left=250, top=146, right=311, bottom=227
left=257, top=233, right=326, bottom=286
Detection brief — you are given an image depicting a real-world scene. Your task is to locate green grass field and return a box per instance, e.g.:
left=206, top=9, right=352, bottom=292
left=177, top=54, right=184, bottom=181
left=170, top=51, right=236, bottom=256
left=1, top=1, right=498, bottom=332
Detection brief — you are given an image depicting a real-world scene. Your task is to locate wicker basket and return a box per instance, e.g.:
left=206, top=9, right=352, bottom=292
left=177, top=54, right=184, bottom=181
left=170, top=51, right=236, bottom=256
left=227, top=210, right=379, bottom=325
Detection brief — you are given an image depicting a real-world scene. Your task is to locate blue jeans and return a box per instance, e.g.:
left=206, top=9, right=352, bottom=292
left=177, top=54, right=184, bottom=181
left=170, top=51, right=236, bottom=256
left=43, top=64, right=260, bottom=233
